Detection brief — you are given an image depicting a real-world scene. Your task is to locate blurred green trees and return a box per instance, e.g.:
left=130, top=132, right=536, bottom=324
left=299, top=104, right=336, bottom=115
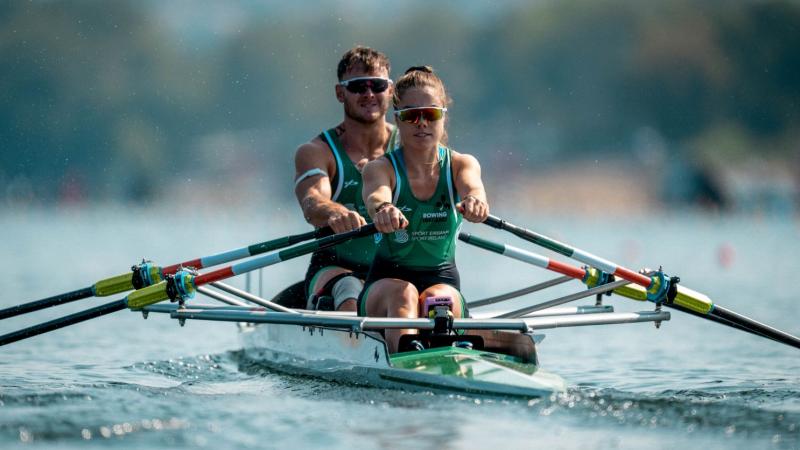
left=1, top=0, right=797, bottom=204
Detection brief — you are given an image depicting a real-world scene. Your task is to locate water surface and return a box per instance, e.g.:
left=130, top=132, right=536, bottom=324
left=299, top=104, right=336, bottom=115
left=1, top=207, right=798, bottom=449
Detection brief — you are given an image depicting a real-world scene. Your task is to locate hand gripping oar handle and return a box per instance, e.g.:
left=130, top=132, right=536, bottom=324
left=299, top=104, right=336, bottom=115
left=0, top=227, right=333, bottom=321
left=0, top=225, right=371, bottom=347
left=480, top=216, right=800, bottom=350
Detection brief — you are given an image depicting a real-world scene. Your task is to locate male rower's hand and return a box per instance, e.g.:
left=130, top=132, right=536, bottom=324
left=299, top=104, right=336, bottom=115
left=328, top=208, right=367, bottom=234
left=374, top=204, right=408, bottom=234
left=457, top=195, right=489, bottom=223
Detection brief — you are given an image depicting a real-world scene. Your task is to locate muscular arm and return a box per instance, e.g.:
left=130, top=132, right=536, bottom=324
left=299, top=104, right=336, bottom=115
left=452, top=152, right=489, bottom=222
left=362, top=158, right=407, bottom=233
left=294, top=140, right=365, bottom=232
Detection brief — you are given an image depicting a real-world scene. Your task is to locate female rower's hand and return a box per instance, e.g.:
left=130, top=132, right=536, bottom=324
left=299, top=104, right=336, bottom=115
left=457, top=195, right=489, bottom=223
left=374, top=204, right=408, bottom=233
left=328, top=209, right=367, bottom=234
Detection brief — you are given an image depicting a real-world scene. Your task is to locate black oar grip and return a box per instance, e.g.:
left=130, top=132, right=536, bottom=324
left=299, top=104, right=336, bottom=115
left=483, top=215, right=504, bottom=229
left=313, top=226, right=334, bottom=239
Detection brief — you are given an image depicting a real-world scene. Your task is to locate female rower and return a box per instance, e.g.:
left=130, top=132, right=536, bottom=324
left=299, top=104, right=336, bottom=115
left=360, top=66, right=489, bottom=353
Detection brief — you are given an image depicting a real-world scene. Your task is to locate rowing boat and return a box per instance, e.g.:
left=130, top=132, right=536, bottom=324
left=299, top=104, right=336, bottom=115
left=2, top=216, right=798, bottom=399
left=222, top=283, right=570, bottom=397
left=238, top=313, right=567, bottom=398
left=141, top=286, right=668, bottom=398
left=143, top=302, right=571, bottom=398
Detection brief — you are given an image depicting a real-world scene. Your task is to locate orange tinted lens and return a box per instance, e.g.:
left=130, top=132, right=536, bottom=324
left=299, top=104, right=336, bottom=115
left=421, top=108, right=444, bottom=121
left=396, top=108, right=444, bottom=123
left=397, top=109, right=423, bottom=123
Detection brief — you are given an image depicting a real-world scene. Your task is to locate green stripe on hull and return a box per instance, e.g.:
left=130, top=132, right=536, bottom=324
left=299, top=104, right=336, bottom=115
left=388, top=347, right=565, bottom=397
left=377, top=373, right=542, bottom=397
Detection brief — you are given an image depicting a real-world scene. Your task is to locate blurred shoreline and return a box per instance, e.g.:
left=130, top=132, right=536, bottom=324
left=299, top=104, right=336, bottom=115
left=5, top=159, right=798, bottom=221
left=3, top=0, right=799, bottom=218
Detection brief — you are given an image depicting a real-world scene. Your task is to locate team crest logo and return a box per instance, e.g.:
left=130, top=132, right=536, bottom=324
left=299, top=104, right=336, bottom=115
left=435, top=194, right=451, bottom=211
left=397, top=205, right=412, bottom=213
left=373, top=233, right=383, bottom=244
left=343, top=179, right=359, bottom=189
left=393, top=229, right=409, bottom=243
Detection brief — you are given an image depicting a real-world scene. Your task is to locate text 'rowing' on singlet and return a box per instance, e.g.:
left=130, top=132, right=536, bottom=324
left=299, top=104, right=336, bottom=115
left=375, top=146, right=462, bottom=270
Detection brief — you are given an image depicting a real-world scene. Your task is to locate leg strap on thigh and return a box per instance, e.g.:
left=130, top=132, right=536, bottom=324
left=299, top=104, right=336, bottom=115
left=309, top=272, right=360, bottom=311
left=331, top=275, right=364, bottom=310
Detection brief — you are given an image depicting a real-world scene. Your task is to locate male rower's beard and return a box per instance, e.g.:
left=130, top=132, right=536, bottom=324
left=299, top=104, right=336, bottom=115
left=343, top=99, right=388, bottom=125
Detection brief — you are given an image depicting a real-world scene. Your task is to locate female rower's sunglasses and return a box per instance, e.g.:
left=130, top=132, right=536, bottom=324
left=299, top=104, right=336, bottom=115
left=394, top=107, right=447, bottom=124
left=339, top=77, right=392, bottom=94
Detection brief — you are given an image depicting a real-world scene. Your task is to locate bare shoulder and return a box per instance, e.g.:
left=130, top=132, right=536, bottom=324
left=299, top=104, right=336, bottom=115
left=295, top=135, right=329, bottom=160
left=295, top=135, right=334, bottom=174
left=450, top=150, right=481, bottom=171
left=362, top=155, right=393, bottom=178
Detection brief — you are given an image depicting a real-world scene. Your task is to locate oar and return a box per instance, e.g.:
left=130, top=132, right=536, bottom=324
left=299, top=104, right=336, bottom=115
left=459, top=233, right=769, bottom=337
left=0, top=225, right=375, bottom=347
left=0, top=227, right=332, bottom=320
left=478, top=216, right=800, bottom=350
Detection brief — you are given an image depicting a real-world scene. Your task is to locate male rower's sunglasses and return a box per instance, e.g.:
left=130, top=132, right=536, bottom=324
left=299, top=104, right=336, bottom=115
left=394, top=107, right=447, bottom=124
left=339, top=77, right=392, bottom=94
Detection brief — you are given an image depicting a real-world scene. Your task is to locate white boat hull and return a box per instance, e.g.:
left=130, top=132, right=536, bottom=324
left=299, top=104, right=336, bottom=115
left=239, top=322, right=567, bottom=398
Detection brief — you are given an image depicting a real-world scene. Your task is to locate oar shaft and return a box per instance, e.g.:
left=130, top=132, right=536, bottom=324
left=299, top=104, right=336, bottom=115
left=0, top=287, right=95, bottom=320
left=0, top=299, right=127, bottom=346
left=474, top=222, right=800, bottom=350
left=127, top=224, right=377, bottom=310
left=1, top=228, right=331, bottom=321
left=484, top=215, right=652, bottom=286
left=666, top=303, right=774, bottom=342
left=193, top=225, right=374, bottom=286
left=0, top=227, right=349, bottom=347
left=712, top=305, right=800, bottom=349
left=161, top=228, right=330, bottom=275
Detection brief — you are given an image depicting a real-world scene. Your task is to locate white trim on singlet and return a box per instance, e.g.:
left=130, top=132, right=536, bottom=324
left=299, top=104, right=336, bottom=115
left=322, top=130, right=344, bottom=201
left=388, top=151, right=402, bottom=204
left=444, top=147, right=459, bottom=216
left=387, top=127, right=400, bottom=152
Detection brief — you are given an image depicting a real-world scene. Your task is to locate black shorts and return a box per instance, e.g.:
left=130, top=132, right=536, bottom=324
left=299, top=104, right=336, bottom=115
left=304, top=249, right=369, bottom=298
left=357, top=259, right=464, bottom=316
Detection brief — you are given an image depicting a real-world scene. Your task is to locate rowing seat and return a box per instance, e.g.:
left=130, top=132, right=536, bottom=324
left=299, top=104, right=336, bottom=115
left=398, top=334, right=485, bottom=351
left=269, top=281, right=307, bottom=309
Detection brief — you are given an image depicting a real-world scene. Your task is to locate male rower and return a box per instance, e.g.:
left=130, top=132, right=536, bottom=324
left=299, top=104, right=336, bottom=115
left=293, top=46, right=399, bottom=312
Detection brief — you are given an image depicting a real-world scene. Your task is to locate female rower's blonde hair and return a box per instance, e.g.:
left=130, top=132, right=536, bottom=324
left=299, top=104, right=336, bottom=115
left=393, top=66, right=451, bottom=145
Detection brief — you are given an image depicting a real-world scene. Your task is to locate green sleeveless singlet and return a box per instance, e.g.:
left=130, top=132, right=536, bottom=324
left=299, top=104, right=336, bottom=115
left=314, top=127, right=399, bottom=269
left=375, top=146, right=462, bottom=270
